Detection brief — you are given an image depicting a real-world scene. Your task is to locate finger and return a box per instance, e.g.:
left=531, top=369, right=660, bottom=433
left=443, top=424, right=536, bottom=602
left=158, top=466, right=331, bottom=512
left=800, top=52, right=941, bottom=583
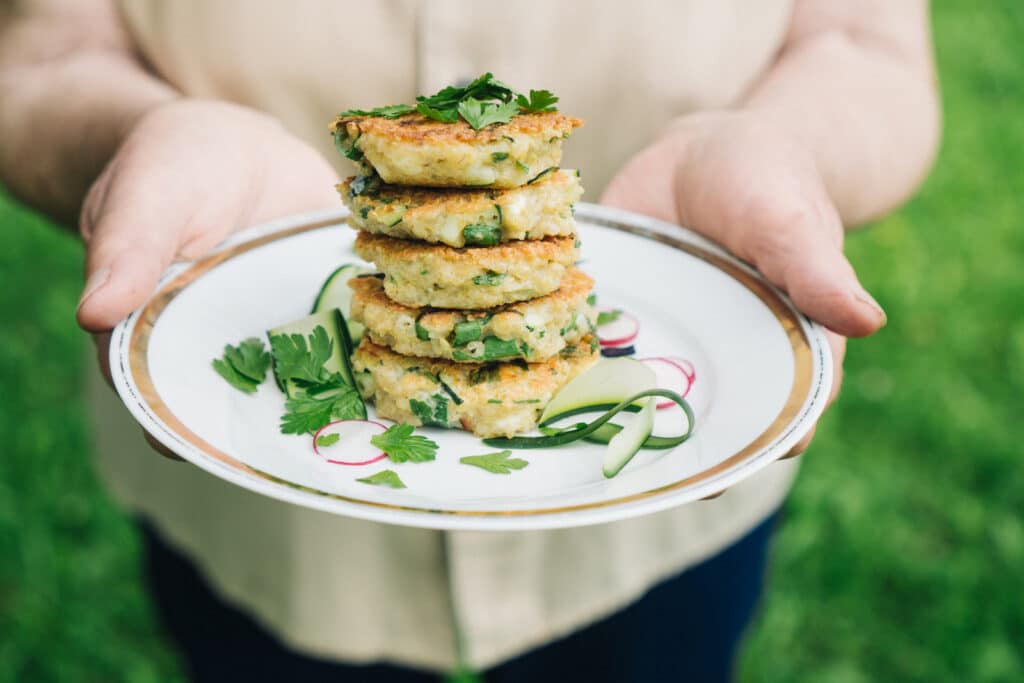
left=142, top=429, right=185, bottom=461
left=76, top=189, right=182, bottom=333
left=744, top=208, right=886, bottom=339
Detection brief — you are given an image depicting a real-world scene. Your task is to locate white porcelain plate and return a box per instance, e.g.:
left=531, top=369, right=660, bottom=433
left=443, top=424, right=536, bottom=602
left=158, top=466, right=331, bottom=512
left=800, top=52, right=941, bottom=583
left=110, top=204, right=831, bottom=531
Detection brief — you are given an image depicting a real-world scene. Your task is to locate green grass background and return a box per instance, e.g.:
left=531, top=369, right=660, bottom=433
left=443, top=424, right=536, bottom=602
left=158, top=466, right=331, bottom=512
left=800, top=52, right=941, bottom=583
left=0, top=3, right=1021, bottom=681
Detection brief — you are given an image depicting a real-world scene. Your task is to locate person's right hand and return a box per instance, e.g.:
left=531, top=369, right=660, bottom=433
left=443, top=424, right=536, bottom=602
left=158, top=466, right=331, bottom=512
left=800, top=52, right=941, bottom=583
left=76, top=99, right=341, bottom=457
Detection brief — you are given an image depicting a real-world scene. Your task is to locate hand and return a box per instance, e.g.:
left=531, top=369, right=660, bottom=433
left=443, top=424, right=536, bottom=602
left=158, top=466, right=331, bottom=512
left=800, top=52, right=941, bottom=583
left=602, top=111, right=887, bottom=460
left=76, top=99, right=341, bottom=458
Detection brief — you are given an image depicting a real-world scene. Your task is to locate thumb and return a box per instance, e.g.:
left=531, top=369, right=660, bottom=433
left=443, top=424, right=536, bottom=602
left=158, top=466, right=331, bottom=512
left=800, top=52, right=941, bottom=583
left=76, top=184, right=181, bottom=333
left=747, top=214, right=886, bottom=338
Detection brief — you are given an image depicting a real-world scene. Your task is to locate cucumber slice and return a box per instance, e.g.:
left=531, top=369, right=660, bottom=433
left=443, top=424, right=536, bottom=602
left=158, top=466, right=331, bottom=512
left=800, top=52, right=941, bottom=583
left=602, top=398, right=655, bottom=478
left=311, top=263, right=369, bottom=342
left=539, top=358, right=655, bottom=424
left=483, top=388, right=694, bottom=453
left=267, top=310, right=362, bottom=413
left=540, top=422, right=679, bottom=450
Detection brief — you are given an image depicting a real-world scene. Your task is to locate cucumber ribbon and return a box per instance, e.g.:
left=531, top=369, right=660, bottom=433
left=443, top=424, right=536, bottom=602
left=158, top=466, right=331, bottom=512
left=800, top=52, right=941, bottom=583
left=482, top=388, right=694, bottom=450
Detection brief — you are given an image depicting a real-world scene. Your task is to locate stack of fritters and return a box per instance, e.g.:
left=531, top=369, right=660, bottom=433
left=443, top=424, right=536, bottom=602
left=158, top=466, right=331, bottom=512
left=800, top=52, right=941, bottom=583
left=330, top=111, right=598, bottom=438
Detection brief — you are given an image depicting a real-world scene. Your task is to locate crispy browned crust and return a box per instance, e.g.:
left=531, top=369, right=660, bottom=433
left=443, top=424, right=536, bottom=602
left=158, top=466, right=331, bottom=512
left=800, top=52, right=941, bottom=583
left=337, top=178, right=503, bottom=213
left=338, top=177, right=494, bottom=206
left=329, top=111, right=582, bottom=144
left=354, top=231, right=577, bottom=265
left=338, top=171, right=565, bottom=207
left=337, top=168, right=576, bottom=217
left=349, top=267, right=594, bottom=327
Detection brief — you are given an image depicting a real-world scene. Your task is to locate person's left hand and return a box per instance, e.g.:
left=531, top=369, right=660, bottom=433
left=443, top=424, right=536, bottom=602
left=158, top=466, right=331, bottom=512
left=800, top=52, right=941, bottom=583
left=602, top=111, right=886, bottom=464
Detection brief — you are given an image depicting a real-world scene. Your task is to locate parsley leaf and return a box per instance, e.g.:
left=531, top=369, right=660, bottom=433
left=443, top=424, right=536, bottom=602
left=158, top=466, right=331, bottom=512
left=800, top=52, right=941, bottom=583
left=596, top=309, right=623, bottom=327
left=280, top=395, right=336, bottom=435
left=516, top=89, right=559, bottom=113
left=315, top=433, right=341, bottom=448
left=460, top=450, right=529, bottom=474
left=357, top=470, right=407, bottom=489
left=212, top=338, right=270, bottom=394
left=212, top=358, right=260, bottom=393
left=268, top=326, right=334, bottom=384
left=338, top=104, right=415, bottom=119
left=416, top=101, right=460, bottom=123
left=371, top=423, right=438, bottom=464
left=328, top=385, right=367, bottom=419
left=223, top=338, right=271, bottom=382
left=267, top=318, right=367, bottom=436
left=417, top=73, right=516, bottom=111
left=279, top=385, right=363, bottom=435
left=457, top=97, right=520, bottom=130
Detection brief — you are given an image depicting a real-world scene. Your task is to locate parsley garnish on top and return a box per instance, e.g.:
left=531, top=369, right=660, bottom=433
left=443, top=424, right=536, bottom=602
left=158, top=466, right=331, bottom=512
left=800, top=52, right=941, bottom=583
left=457, top=97, right=521, bottom=130
left=516, top=89, right=559, bottom=113
left=370, top=423, right=439, bottom=464
left=337, top=73, right=560, bottom=130
left=212, top=338, right=271, bottom=394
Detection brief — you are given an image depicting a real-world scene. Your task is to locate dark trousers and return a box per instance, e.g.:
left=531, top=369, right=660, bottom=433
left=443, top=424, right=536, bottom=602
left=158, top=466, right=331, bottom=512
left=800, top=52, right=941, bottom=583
left=141, top=513, right=777, bottom=683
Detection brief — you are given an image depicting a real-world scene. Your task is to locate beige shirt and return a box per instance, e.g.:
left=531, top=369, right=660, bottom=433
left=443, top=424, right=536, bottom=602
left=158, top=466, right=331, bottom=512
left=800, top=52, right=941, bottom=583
left=100, top=0, right=798, bottom=671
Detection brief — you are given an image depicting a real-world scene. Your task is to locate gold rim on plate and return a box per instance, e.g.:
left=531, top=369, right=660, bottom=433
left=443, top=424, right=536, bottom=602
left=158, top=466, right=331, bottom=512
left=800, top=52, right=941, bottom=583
left=123, top=213, right=814, bottom=518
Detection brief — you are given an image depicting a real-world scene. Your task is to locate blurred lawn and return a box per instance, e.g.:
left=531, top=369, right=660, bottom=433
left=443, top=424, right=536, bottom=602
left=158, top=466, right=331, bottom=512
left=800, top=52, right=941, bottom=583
left=0, top=2, right=1021, bottom=682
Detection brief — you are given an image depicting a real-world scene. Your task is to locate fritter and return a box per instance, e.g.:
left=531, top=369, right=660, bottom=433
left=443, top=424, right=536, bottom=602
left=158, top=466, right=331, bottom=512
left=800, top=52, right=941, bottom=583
left=340, top=168, right=581, bottom=247
left=353, top=232, right=579, bottom=309
left=351, top=338, right=600, bottom=438
left=349, top=268, right=595, bottom=363
left=330, top=111, right=582, bottom=188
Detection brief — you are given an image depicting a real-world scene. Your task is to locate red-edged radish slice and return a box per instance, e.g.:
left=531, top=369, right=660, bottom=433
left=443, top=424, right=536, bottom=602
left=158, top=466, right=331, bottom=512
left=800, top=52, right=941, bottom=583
left=312, top=419, right=389, bottom=465
left=596, top=310, right=640, bottom=347
left=640, top=357, right=695, bottom=408
left=662, top=356, right=696, bottom=384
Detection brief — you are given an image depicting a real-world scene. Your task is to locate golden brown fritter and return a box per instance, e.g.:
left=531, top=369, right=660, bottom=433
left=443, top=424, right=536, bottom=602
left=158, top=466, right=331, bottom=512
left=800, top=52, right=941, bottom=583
left=352, top=337, right=599, bottom=437
left=353, top=232, right=579, bottom=309
left=349, top=268, right=595, bottom=362
left=339, top=168, right=582, bottom=247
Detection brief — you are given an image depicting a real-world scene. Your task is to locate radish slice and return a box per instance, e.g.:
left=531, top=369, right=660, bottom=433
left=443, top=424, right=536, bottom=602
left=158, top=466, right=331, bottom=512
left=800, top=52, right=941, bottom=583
left=662, top=356, right=696, bottom=384
left=312, top=419, right=389, bottom=465
left=640, top=357, right=695, bottom=408
left=596, top=309, right=640, bottom=347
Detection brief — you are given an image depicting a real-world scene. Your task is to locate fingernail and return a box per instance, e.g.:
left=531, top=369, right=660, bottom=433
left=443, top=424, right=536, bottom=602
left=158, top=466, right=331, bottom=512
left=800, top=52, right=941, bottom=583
left=78, top=267, right=111, bottom=310
left=854, top=290, right=887, bottom=327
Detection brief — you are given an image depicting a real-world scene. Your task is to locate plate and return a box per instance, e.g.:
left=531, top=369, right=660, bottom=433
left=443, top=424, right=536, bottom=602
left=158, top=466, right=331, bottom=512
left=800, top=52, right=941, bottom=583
left=109, top=204, right=832, bottom=531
